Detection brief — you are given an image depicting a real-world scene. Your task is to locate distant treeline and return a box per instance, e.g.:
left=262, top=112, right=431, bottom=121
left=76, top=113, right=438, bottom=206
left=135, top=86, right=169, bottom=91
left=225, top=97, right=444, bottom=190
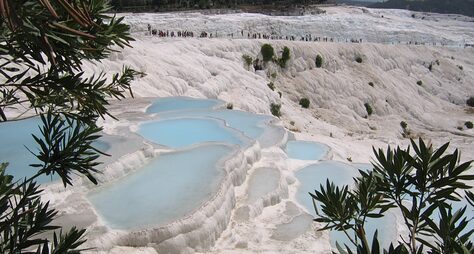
left=371, top=0, right=474, bottom=17
left=110, top=0, right=329, bottom=11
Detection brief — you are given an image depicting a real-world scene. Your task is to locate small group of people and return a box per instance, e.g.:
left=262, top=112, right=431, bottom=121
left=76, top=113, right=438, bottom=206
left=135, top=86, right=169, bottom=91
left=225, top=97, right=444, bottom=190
left=148, top=24, right=194, bottom=37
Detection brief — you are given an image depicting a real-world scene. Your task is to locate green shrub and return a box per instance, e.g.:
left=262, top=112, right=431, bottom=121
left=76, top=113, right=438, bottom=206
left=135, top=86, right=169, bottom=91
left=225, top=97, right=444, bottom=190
left=261, top=44, right=275, bottom=62
left=458, top=65, right=463, bottom=70
left=226, top=103, right=233, bottom=109
left=355, top=56, right=363, bottom=63
left=428, top=63, right=433, bottom=71
left=267, top=82, right=275, bottom=91
left=400, top=121, right=411, bottom=137
left=271, top=72, right=277, bottom=79
left=400, top=121, right=408, bottom=129
left=465, top=121, right=473, bottom=129
left=278, top=91, right=282, bottom=98
left=417, top=80, right=423, bottom=86
left=299, top=98, right=310, bottom=108
left=270, top=103, right=281, bottom=117
left=364, top=103, right=373, bottom=116
left=368, top=82, right=374, bottom=87
left=242, top=54, right=252, bottom=69
left=278, top=46, right=290, bottom=68
left=315, top=54, right=323, bottom=68
left=467, top=97, right=474, bottom=107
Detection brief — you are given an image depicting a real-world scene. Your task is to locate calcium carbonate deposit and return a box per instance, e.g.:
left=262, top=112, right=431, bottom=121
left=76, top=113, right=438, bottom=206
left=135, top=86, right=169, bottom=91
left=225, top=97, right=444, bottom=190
left=4, top=5, right=474, bottom=254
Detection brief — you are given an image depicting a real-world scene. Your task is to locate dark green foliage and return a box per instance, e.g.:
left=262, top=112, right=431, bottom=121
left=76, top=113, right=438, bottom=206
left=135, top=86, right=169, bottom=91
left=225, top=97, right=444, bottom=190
left=242, top=54, right=252, bottom=70
left=400, top=121, right=407, bottom=129
left=467, top=97, right=474, bottom=107
left=278, top=91, right=282, bottom=98
left=267, top=82, right=275, bottom=91
left=110, top=0, right=331, bottom=11
left=226, top=103, right=233, bottom=109
left=315, top=54, right=323, bottom=68
left=0, top=0, right=139, bottom=252
left=428, top=63, right=433, bottom=71
left=31, top=114, right=102, bottom=187
left=278, top=46, right=291, bottom=68
left=371, top=0, right=474, bottom=17
left=355, top=56, right=363, bottom=63
left=465, top=121, right=473, bottom=129
left=261, top=44, right=275, bottom=62
left=368, top=82, right=374, bottom=87
left=299, top=98, right=310, bottom=108
left=311, top=139, right=474, bottom=254
left=270, top=103, right=281, bottom=117
left=417, top=80, right=423, bottom=86
left=364, top=103, right=373, bottom=116
left=458, top=65, right=464, bottom=70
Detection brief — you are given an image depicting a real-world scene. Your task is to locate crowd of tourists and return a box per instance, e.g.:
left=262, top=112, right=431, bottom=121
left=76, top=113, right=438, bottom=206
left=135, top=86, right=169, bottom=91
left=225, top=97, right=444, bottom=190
left=145, top=24, right=472, bottom=48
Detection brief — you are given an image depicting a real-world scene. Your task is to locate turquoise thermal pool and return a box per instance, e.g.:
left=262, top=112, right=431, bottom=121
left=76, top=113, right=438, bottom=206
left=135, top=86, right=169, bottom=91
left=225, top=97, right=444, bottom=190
left=295, top=161, right=397, bottom=248
left=0, top=117, right=113, bottom=183
left=138, top=118, right=247, bottom=148
left=89, top=97, right=279, bottom=230
left=146, top=96, right=221, bottom=114
left=0, top=117, right=56, bottom=183
left=285, top=140, right=329, bottom=160
left=89, top=144, right=234, bottom=229
left=157, top=110, right=271, bottom=140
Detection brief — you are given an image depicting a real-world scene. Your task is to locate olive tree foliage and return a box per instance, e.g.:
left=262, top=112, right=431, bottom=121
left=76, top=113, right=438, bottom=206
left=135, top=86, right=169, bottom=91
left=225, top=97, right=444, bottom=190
left=310, top=139, right=474, bottom=254
left=0, top=0, right=141, bottom=252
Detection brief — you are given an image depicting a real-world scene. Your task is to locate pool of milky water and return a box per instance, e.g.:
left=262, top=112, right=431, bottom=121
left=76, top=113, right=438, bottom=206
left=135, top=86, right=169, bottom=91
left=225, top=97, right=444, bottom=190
left=138, top=117, right=247, bottom=148
left=295, top=161, right=398, bottom=248
left=89, top=144, right=233, bottom=229
left=89, top=97, right=279, bottom=229
left=285, top=140, right=329, bottom=160
left=146, top=96, right=222, bottom=114
left=0, top=117, right=114, bottom=183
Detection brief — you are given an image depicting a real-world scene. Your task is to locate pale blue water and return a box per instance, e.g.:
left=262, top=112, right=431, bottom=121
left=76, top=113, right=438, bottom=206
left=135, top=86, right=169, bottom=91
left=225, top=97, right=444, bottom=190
left=158, top=110, right=270, bottom=140
left=88, top=145, right=233, bottom=229
left=146, top=97, right=221, bottom=114
left=286, top=141, right=329, bottom=160
left=0, top=117, right=110, bottom=184
left=296, top=161, right=397, bottom=249
left=0, top=117, right=56, bottom=183
left=138, top=118, right=246, bottom=148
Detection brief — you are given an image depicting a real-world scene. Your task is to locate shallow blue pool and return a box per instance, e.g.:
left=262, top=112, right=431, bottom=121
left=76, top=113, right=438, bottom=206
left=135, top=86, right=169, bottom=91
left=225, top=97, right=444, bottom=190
left=296, top=161, right=397, bottom=249
left=157, top=109, right=270, bottom=140
left=138, top=118, right=247, bottom=148
left=0, top=117, right=110, bottom=184
left=285, top=140, right=329, bottom=160
left=146, top=97, right=221, bottom=114
left=88, top=144, right=233, bottom=229
left=0, top=117, right=57, bottom=183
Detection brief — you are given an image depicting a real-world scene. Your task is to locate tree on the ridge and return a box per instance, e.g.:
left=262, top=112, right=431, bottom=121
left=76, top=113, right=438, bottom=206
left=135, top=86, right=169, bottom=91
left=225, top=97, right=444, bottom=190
left=0, top=0, right=141, bottom=252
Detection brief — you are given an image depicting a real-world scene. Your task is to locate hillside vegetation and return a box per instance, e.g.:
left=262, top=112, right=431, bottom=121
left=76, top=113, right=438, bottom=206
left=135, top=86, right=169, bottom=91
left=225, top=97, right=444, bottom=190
left=371, top=0, right=474, bottom=17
